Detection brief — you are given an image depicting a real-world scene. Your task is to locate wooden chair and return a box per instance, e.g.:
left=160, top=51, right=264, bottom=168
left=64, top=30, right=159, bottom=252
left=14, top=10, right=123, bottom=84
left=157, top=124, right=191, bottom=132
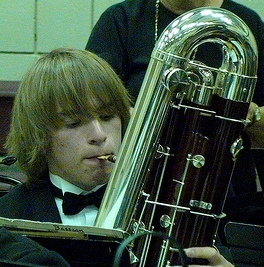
left=0, top=81, right=19, bottom=155
left=0, top=81, right=23, bottom=195
left=0, top=96, right=13, bottom=155
left=0, top=174, right=22, bottom=197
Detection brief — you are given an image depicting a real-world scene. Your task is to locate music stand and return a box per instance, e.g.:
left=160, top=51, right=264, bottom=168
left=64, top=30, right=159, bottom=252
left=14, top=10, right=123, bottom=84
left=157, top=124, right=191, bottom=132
left=224, top=222, right=264, bottom=267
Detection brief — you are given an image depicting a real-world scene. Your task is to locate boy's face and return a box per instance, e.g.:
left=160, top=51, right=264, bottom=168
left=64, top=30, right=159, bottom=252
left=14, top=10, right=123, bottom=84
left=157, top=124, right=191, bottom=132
left=47, top=109, right=122, bottom=191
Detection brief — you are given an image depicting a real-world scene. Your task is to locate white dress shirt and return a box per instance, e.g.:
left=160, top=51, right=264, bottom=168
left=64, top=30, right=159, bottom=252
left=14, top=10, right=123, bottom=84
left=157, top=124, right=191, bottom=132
left=49, top=173, right=104, bottom=226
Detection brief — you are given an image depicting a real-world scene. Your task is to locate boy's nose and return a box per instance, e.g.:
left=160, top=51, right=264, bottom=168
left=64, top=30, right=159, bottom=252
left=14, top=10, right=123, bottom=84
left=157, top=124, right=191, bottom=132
left=87, top=120, right=107, bottom=145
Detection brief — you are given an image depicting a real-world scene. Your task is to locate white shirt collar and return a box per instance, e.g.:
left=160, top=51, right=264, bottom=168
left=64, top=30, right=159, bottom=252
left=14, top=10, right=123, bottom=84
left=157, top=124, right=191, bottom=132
left=49, top=172, right=106, bottom=194
left=49, top=172, right=86, bottom=195
left=49, top=172, right=106, bottom=226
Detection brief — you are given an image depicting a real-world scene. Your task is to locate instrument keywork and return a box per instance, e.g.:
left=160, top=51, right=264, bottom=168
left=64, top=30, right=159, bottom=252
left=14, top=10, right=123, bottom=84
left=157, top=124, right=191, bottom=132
left=96, top=7, right=258, bottom=267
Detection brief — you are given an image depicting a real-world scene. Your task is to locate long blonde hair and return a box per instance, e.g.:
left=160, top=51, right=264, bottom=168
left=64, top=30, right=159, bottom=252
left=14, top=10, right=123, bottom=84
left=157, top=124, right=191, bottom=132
left=6, top=48, right=132, bottom=184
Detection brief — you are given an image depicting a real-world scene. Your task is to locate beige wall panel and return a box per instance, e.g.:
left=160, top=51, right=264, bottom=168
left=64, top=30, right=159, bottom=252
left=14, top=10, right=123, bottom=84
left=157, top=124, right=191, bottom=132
left=0, top=0, right=263, bottom=81
left=234, top=0, right=264, bottom=19
left=0, top=54, right=40, bottom=81
left=0, top=0, right=35, bottom=52
left=37, top=0, right=92, bottom=52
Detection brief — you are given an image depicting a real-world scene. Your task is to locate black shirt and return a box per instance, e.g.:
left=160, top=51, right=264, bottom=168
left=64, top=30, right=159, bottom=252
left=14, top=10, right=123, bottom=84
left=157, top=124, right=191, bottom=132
left=86, top=0, right=264, bottom=105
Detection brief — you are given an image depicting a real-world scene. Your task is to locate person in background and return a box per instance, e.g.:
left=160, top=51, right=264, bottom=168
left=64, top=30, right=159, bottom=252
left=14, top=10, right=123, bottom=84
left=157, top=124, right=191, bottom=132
left=86, top=0, right=264, bottom=107
left=86, top=0, right=264, bottom=226
left=0, top=48, right=234, bottom=266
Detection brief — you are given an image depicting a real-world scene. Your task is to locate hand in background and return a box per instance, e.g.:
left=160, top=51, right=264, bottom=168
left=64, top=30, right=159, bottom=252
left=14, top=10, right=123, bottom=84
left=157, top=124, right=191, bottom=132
left=184, top=247, right=234, bottom=267
left=246, top=102, right=264, bottom=148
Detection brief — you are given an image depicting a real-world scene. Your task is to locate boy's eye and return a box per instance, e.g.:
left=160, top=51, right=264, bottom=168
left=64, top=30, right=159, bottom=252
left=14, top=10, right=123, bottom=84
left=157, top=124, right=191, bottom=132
left=99, top=114, right=115, bottom=121
left=65, top=120, right=81, bottom=129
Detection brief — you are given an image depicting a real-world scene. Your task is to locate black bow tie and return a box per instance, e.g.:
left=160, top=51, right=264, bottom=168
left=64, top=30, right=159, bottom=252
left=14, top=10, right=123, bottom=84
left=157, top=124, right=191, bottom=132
left=50, top=183, right=107, bottom=215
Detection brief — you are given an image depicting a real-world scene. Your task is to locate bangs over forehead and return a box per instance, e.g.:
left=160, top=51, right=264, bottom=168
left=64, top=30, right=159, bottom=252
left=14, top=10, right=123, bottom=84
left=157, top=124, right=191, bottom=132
left=20, top=48, right=130, bottom=130
left=52, top=49, right=125, bottom=117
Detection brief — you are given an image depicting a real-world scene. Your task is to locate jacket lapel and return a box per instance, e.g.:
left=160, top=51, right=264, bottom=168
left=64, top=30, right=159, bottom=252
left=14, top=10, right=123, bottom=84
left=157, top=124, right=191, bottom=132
left=22, top=182, right=62, bottom=223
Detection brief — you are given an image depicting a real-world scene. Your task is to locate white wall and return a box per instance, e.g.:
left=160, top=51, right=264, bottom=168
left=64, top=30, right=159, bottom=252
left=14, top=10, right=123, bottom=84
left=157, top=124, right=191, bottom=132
left=0, top=0, right=263, bottom=82
left=236, top=0, right=264, bottom=18
left=0, top=0, right=122, bottom=81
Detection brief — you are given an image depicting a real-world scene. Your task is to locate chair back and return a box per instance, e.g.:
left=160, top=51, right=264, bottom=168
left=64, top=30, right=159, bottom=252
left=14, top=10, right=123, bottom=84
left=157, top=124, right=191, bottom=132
left=224, top=222, right=264, bottom=267
left=0, top=174, right=22, bottom=197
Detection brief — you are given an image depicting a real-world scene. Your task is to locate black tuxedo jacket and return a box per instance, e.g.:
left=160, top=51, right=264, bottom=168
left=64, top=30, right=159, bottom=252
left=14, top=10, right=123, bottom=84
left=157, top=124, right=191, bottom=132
left=0, top=227, right=70, bottom=266
left=0, top=183, right=131, bottom=267
left=0, top=181, right=61, bottom=223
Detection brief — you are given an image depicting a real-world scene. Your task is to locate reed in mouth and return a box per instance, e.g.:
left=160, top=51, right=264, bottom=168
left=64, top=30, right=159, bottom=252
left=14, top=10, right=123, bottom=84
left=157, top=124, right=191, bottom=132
left=97, top=154, right=116, bottom=163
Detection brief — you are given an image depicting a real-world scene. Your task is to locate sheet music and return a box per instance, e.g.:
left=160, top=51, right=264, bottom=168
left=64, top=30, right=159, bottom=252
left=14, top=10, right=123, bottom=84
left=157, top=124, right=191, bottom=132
left=0, top=216, right=127, bottom=240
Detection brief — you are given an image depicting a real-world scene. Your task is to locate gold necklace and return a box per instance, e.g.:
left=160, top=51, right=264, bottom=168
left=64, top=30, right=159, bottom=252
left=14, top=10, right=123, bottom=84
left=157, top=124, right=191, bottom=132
left=155, top=0, right=160, bottom=42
